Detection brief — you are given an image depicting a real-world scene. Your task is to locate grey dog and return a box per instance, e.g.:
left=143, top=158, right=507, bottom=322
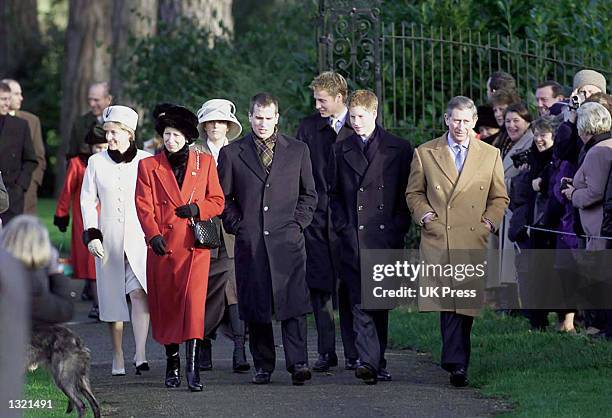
left=27, top=323, right=100, bottom=418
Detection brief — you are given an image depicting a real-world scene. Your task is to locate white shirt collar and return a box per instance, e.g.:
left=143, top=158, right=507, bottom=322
left=447, top=133, right=470, bottom=150
left=207, top=138, right=228, bottom=165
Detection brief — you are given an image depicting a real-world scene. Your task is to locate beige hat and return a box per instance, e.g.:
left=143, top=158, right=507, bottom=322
left=102, top=105, right=138, bottom=131
left=573, top=69, right=607, bottom=93
left=197, top=99, right=242, bottom=141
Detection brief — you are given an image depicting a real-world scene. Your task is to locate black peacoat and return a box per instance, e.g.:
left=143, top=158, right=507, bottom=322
left=329, top=126, right=413, bottom=305
left=0, top=115, right=38, bottom=224
left=296, top=112, right=354, bottom=291
left=217, top=133, right=317, bottom=323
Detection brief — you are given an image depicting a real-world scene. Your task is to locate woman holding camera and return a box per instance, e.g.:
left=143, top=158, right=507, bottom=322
left=135, top=104, right=224, bottom=391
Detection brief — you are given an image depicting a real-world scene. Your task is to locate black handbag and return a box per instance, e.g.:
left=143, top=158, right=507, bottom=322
left=188, top=150, right=221, bottom=249
left=190, top=218, right=221, bottom=249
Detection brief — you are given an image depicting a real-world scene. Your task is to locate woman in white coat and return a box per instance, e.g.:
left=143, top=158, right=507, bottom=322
left=80, top=105, right=151, bottom=375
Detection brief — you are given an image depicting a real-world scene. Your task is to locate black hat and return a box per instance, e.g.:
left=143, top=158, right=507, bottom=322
left=153, top=103, right=199, bottom=143
left=84, top=123, right=107, bottom=145
left=475, top=105, right=498, bottom=130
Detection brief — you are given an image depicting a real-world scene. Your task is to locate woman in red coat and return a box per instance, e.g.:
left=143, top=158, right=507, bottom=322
left=54, top=124, right=107, bottom=318
left=135, top=104, right=224, bottom=391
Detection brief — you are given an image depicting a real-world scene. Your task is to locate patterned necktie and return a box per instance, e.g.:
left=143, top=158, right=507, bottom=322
left=253, top=133, right=276, bottom=173
left=454, top=144, right=465, bottom=173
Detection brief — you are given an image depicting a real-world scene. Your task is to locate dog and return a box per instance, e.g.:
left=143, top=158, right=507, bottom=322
left=27, top=323, right=100, bottom=418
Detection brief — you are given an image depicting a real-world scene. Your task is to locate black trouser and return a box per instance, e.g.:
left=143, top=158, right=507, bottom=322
left=351, top=305, right=388, bottom=371
left=204, top=244, right=233, bottom=337
left=440, top=312, right=473, bottom=372
left=338, top=280, right=358, bottom=361
left=248, top=315, right=308, bottom=373
left=310, top=288, right=336, bottom=355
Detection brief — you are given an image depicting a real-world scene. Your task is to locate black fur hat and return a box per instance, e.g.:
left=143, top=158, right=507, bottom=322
left=84, top=123, right=107, bottom=145
left=475, top=105, right=498, bottom=130
left=153, top=103, right=199, bottom=143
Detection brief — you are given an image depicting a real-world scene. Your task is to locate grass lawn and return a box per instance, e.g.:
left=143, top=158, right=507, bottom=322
left=389, top=307, right=612, bottom=417
left=38, top=198, right=71, bottom=253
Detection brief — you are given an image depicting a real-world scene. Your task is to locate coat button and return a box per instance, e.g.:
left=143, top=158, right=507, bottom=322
left=189, top=247, right=195, bottom=251
left=358, top=225, right=365, bottom=230
left=263, top=231, right=270, bottom=236
left=118, top=218, right=123, bottom=223
left=448, top=205, right=451, bottom=209
left=266, top=183, right=270, bottom=188
left=168, top=224, right=173, bottom=229
left=359, top=187, right=365, bottom=192
left=358, top=205, right=363, bottom=211
left=379, top=224, right=385, bottom=230
left=436, top=185, right=441, bottom=190
left=378, top=185, right=384, bottom=190
left=263, top=206, right=269, bottom=211
left=378, top=204, right=384, bottom=210
left=162, top=200, right=168, bottom=205
left=168, top=250, right=173, bottom=255
left=470, top=227, right=475, bottom=231
left=480, top=186, right=484, bottom=190
left=447, top=226, right=451, bottom=230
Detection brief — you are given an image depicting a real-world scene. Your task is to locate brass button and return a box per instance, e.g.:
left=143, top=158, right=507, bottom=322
left=480, top=186, right=484, bottom=190
left=447, top=226, right=451, bottom=230
left=470, top=227, right=475, bottom=231
left=436, top=185, right=441, bottom=190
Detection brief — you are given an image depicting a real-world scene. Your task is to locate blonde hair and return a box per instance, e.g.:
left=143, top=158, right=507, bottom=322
left=310, top=71, right=348, bottom=101
left=348, top=89, right=378, bottom=113
left=1, top=215, right=52, bottom=269
left=103, top=121, right=135, bottom=142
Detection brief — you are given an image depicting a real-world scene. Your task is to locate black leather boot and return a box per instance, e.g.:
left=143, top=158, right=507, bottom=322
left=186, top=339, right=203, bottom=391
left=199, top=337, right=213, bottom=371
left=232, top=335, right=250, bottom=373
left=164, top=344, right=180, bottom=388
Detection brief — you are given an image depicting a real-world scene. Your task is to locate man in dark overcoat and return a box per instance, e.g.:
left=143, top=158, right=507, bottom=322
left=0, top=82, right=37, bottom=225
left=218, top=93, right=317, bottom=386
left=295, top=71, right=358, bottom=371
left=329, top=90, right=413, bottom=384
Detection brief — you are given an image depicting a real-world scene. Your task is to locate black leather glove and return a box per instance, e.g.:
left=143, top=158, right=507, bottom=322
left=175, top=203, right=199, bottom=219
left=150, top=235, right=167, bottom=256
left=53, top=215, right=70, bottom=232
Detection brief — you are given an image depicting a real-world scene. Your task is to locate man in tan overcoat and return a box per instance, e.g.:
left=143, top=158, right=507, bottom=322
left=406, top=96, right=509, bottom=387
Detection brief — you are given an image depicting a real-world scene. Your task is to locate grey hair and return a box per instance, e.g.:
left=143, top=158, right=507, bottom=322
left=0, top=215, right=52, bottom=270
left=446, top=96, right=478, bottom=119
left=577, top=102, right=612, bottom=138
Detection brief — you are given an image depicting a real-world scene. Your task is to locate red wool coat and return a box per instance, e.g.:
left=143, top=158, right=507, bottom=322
left=135, top=150, right=224, bottom=344
left=54, top=156, right=96, bottom=280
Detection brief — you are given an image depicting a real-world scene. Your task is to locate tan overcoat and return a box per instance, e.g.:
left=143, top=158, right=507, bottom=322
left=405, top=133, right=509, bottom=316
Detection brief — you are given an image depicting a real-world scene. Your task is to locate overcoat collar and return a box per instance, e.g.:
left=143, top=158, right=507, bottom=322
left=315, top=113, right=354, bottom=142
left=153, top=149, right=200, bottom=207
left=238, top=133, right=290, bottom=183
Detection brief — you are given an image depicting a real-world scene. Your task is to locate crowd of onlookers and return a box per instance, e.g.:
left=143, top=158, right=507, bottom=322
left=477, top=69, right=612, bottom=339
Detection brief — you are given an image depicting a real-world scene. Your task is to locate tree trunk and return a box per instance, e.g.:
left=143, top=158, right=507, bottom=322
left=56, top=0, right=112, bottom=194
left=0, top=0, right=41, bottom=76
left=110, top=0, right=158, bottom=104
left=158, top=0, right=233, bottom=38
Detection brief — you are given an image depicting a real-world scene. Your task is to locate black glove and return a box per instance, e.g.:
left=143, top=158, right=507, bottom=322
left=150, top=235, right=167, bottom=256
left=53, top=215, right=70, bottom=232
left=175, top=203, right=199, bottom=219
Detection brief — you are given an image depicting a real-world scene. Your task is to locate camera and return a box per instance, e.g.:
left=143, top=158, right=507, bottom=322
left=511, top=149, right=531, bottom=169
left=560, top=178, right=573, bottom=191
left=568, top=93, right=585, bottom=110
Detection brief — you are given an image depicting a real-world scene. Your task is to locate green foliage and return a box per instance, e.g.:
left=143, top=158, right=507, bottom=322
left=389, top=308, right=612, bottom=417
left=119, top=1, right=319, bottom=138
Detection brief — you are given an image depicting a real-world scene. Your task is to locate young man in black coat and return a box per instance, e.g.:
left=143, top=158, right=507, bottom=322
left=329, top=90, right=413, bottom=384
left=295, top=71, right=358, bottom=371
left=0, top=82, right=37, bottom=225
left=217, top=93, right=318, bottom=386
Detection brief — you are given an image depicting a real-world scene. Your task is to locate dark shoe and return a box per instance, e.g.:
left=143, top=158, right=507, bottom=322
left=252, top=368, right=271, bottom=384
left=164, top=353, right=180, bottom=388
left=450, top=367, right=469, bottom=387
left=186, top=339, right=203, bottom=391
left=232, top=336, right=250, bottom=373
left=199, top=338, right=212, bottom=371
left=290, top=363, right=312, bottom=386
left=88, top=306, right=99, bottom=320
left=355, top=363, right=377, bottom=385
left=377, top=368, right=392, bottom=381
left=312, top=353, right=338, bottom=372
left=135, top=361, right=149, bottom=375
left=344, top=358, right=359, bottom=370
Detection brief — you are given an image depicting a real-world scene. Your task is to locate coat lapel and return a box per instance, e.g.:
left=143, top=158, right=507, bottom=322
left=153, top=153, right=184, bottom=207
left=268, top=134, right=291, bottom=175
left=239, top=134, right=267, bottom=183
left=342, top=135, right=368, bottom=178
left=429, top=135, right=459, bottom=184
left=360, top=129, right=398, bottom=188
left=336, top=118, right=354, bottom=142
left=450, top=136, right=483, bottom=201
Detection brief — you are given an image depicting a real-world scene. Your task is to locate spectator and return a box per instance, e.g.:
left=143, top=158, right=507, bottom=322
left=487, top=71, right=517, bottom=98
left=562, top=102, right=612, bottom=251
left=475, top=105, right=500, bottom=144
left=535, top=81, right=565, bottom=116
left=0, top=82, right=38, bottom=224
left=2, top=79, right=46, bottom=215
left=488, top=89, right=521, bottom=150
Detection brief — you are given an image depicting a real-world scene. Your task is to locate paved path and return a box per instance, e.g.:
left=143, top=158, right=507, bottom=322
left=67, top=300, right=510, bottom=417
